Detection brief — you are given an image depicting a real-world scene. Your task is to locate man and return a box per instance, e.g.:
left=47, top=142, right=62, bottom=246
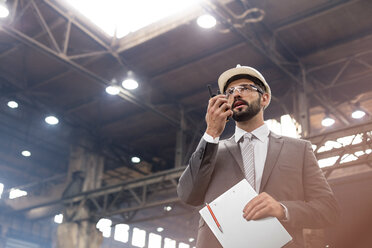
left=177, top=65, right=340, bottom=247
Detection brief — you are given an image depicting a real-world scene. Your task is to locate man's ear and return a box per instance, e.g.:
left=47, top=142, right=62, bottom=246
left=261, top=93, right=270, bottom=108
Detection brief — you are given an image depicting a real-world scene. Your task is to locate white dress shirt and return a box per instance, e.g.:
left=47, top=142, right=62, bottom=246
left=203, top=123, right=289, bottom=220
left=203, top=124, right=269, bottom=191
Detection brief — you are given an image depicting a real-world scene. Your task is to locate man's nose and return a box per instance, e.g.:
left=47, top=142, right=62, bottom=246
left=232, top=88, right=242, bottom=98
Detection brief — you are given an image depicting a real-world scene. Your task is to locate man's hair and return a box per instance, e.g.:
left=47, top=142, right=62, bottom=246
left=224, top=74, right=266, bottom=94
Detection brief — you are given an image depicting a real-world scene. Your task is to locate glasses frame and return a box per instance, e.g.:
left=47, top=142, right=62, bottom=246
left=224, top=84, right=264, bottom=98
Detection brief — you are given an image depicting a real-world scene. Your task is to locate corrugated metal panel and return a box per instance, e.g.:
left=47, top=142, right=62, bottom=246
left=5, top=238, right=41, bottom=248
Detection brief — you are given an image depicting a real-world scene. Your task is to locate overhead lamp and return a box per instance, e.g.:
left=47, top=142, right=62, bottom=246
left=351, top=103, right=366, bottom=119
left=105, top=85, right=120, bottom=95
left=131, top=156, right=141, bottom=163
left=122, top=71, right=139, bottom=90
left=0, top=0, right=9, bottom=18
left=54, top=214, right=63, bottom=224
left=105, top=78, right=121, bottom=95
left=45, top=115, right=59, bottom=125
left=122, top=78, right=138, bottom=90
left=197, top=14, right=216, bottom=29
left=7, top=100, right=18, bottom=109
left=21, top=150, right=31, bottom=157
left=189, top=238, right=195, bottom=242
left=164, top=205, right=172, bottom=212
left=352, top=110, right=366, bottom=119
left=321, top=115, right=335, bottom=127
left=156, top=227, right=164, bottom=232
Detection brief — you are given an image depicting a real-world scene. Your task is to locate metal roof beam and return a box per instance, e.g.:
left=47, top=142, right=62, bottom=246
left=0, top=26, right=180, bottom=127
left=205, top=0, right=351, bottom=126
left=273, top=0, right=356, bottom=32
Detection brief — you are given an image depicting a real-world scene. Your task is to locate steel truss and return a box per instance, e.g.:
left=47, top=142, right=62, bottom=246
left=8, top=167, right=186, bottom=222
left=5, top=122, right=372, bottom=222
left=0, top=0, right=190, bottom=176
left=309, top=121, right=372, bottom=178
left=203, top=0, right=372, bottom=130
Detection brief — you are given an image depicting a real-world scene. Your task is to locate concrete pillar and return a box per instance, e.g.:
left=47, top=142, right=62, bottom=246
left=56, top=212, right=102, bottom=248
left=294, top=68, right=310, bottom=137
left=175, top=108, right=186, bottom=168
left=297, top=90, right=310, bottom=137
left=56, top=137, right=104, bottom=248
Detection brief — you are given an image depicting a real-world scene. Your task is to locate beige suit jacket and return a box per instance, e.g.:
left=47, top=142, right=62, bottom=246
left=177, top=132, right=340, bottom=248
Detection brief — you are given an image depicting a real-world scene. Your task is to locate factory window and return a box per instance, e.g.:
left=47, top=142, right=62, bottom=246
left=179, top=243, right=189, bottom=248
left=132, top=227, right=146, bottom=247
left=114, top=224, right=129, bottom=243
left=164, top=238, right=176, bottom=248
left=148, top=233, right=161, bottom=248
left=0, top=183, right=3, bottom=198
left=96, top=218, right=112, bottom=238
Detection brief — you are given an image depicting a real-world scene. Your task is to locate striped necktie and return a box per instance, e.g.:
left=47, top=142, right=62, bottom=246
left=240, top=133, right=256, bottom=190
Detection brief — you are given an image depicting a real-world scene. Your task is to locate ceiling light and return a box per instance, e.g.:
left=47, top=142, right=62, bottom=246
left=54, top=214, right=63, bottom=224
left=0, top=0, right=9, bottom=18
left=7, top=100, right=18, bottom=109
left=321, top=117, right=335, bottom=127
left=164, top=205, right=172, bottom=212
left=189, top=238, right=195, bottom=242
left=351, top=110, right=366, bottom=119
left=197, top=14, right=216, bottom=29
left=105, top=85, right=120, bottom=95
left=21, top=150, right=31, bottom=157
left=122, top=79, right=138, bottom=90
left=156, top=227, right=164, bottom=232
left=45, top=115, right=59, bottom=125
left=131, top=156, right=141, bottom=163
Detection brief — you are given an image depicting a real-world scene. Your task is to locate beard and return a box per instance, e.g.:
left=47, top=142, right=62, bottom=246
left=232, top=97, right=261, bottom=122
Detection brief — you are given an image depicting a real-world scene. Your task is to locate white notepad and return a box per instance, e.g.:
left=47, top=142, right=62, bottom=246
left=200, top=180, right=292, bottom=248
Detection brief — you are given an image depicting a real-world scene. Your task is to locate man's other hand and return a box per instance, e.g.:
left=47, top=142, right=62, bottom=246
left=242, top=192, right=285, bottom=221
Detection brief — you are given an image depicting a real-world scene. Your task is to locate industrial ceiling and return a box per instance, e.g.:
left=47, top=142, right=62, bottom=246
left=0, top=0, right=371, bottom=244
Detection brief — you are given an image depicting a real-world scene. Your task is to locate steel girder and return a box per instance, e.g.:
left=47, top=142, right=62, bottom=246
left=309, top=121, right=372, bottom=178
left=203, top=0, right=354, bottom=128
left=5, top=121, right=371, bottom=221
left=6, top=167, right=185, bottom=222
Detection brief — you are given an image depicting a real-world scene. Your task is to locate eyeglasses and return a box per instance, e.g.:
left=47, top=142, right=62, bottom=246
left=224, top=84, right=263, bottom=98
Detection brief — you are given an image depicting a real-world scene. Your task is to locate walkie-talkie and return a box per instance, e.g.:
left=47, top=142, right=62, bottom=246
left=207, top=84, right=230, bottom=121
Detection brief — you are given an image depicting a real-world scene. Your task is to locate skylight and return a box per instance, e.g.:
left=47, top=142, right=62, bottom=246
left=63, top=0, right=201, bottom=38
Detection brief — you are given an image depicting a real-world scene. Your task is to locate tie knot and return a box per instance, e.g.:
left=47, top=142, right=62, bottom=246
left=243, top=133, right=253, bottom=142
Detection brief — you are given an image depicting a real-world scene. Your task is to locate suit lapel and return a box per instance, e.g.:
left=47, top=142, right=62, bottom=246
left=259, top=132, right=284, bottom=193
left=223, top=138, right=245, bottom=181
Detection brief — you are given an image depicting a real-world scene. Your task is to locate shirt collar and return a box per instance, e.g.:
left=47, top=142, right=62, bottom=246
left=234, top=123, right=270, bottom=143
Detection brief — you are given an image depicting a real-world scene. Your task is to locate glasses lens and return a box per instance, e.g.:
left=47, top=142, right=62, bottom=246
left=225, top=84, right=259, bottom=97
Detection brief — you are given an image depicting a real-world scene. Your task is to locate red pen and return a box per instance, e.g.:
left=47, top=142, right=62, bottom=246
left=206, top=203, right=223, bottom=233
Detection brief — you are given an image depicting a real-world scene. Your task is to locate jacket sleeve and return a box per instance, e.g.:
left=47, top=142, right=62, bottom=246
left=281, top=141, right=340, bottom=229
left=177, top=138, right=218, bottom=206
